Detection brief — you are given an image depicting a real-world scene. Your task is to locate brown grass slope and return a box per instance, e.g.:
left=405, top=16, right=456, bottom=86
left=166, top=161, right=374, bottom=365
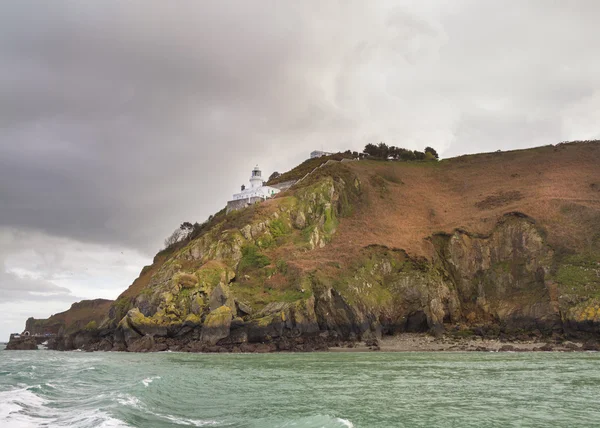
left=295, top=141, right=600, bottom=269
left=25, top=299, right=113, bottom=334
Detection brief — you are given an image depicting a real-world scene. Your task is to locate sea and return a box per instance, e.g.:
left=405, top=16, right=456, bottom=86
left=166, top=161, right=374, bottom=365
left=1, top=344, right=599, bottom=427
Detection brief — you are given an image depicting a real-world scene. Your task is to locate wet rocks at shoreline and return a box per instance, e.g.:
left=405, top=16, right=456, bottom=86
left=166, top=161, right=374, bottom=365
left=5, top=335, right=39, bottom=350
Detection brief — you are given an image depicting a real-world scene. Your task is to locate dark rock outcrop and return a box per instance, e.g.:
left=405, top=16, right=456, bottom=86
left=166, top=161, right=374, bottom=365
left=6, top=335, right=38, bottom=350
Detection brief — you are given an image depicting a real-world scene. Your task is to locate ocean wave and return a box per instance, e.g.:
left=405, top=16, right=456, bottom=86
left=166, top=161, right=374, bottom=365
left=0, top=386, right=50, bottom=427
left=0, top=386, right=131, bottom=428
left=115, top=394, right=219, bottom=427
left=279, top=415, right=354, bottom=427
left=116, top=393, right=143, bottom=409
left=141, top=376, right=161, bottom=387
left=161, top=414, right=219, bottom=426
left=56, top=408, right=131, bottom=428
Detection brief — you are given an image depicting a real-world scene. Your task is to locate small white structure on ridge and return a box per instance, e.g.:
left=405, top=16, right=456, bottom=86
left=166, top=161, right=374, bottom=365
left=227, top=165, right=281, bottom=213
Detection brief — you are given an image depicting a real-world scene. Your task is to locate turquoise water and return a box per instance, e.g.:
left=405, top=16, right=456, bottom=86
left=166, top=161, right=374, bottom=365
left=1, top=346, right=599, bottom=427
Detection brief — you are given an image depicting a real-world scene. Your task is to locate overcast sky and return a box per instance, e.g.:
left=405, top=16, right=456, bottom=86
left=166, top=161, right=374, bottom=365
left=1, top=0, right=599, bottom=340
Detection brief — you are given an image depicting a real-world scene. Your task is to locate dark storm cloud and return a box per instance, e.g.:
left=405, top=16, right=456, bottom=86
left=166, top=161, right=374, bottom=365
left=1, top=1, right=600, bottom=338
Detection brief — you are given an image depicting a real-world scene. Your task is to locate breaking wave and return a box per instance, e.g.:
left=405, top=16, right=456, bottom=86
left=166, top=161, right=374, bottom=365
left=0, top=387, right=130, bottom=428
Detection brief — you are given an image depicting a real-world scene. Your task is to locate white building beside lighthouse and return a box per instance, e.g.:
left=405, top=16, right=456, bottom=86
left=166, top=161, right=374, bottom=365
left=226, top=165, right=281, bottom=213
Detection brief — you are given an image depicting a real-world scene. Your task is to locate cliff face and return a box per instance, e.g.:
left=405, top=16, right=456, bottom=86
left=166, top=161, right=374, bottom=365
left=25, top=299, right=113, bottom=336
left=45, top=142, right=600, bottom=351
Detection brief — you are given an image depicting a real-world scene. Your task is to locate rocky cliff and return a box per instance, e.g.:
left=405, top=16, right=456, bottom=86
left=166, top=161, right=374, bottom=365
left=22, top=299, right=113, bottom=349
left=32, top=142, right=600, bottom=352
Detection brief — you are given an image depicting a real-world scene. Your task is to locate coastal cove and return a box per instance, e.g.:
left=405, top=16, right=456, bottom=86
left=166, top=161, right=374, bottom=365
left=2, top=347, right=600, bottom=428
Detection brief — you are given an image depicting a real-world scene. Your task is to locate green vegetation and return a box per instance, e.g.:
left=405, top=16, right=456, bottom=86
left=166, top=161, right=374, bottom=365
left=232, top=281, right=309, bottom=310
left=276, top=259, right=288, bottom=274
left=554, top=252, right=600, bottom=298
left=238, top=244, right=271, bottom=272
left=323, top=204, right=337, bottom=234
left=267, top=152, right=354, bottom=185
left=84, top=320, right=97, bottom=331
left=269, top=219, right=291, bottom=239
left=453, top=329, right=475, bottom=338
left=324, top=246, right=431, bottom=309
left=363, top=142, right=438, bottom=161
left=196, top=261, right=232, bottom=289
left=113, top=297, right=133, bottom=323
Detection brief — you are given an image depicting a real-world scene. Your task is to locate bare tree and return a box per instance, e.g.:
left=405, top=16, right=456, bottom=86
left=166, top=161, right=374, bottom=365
left=164, top=228, right=183, bottom=248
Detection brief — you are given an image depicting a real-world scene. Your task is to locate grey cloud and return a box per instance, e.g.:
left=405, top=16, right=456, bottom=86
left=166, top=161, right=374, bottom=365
left=0, top=270, right=75, bottom=303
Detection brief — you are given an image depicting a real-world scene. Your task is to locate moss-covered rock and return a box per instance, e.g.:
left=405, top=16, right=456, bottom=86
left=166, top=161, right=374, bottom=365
left=208, top=282, right=237, bottom=315
left=196, top=261, right=235, bottom=292
left=432, top=213, right=560, bottom=333
left=125, top=308, right=169, bottom=337
left=200, top=306, right=233, bottom=345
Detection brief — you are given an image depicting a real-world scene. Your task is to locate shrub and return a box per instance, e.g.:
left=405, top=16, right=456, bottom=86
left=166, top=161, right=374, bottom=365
left=425, top=146, right=439, bottom=159
left=174, top=272, right=198, bottom=288
left=269, top=219, right=290, bottom=239
left=276, top=259, right=288, bottom=274
left=238, top=245, right=271, bottom=272
left=84, top=320, right=97, bottom=331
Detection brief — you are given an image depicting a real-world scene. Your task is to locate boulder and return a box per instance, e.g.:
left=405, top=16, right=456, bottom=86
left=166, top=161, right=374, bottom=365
left=314, top=288, right=369, bottom=339
left=208, top=283, right=237, bottom=315
left=200, top=306, right=232, bottom=345
left=126, top=308, right=169, bottom=337
left=96, top=339, right=113, bottom=351
left=128, top=335, right=155, bottom=352
left=293, top=211, right=307, bottom=229
left=583, top=340, right=600, bottom=351
left=116, top=315, right=142, bottom=347
left=236, top=301, right=253, bottom=316
left=246, top=297, right=321, bottom=343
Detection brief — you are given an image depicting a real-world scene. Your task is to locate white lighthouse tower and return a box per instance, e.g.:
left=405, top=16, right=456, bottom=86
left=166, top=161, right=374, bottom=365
left=227, top=164, right=281, bottom=213
left=249, top=165, right=263, bottom=189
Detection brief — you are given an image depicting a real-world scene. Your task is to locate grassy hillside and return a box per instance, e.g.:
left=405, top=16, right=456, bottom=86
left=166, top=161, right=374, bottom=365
left=317, top=141, right=600, bottom=260
left=39, top=141, right=600, bottom=350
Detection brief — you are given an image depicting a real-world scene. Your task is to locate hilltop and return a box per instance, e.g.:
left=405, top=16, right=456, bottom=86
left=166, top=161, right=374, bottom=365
left=16, top=141, right=600, bottom=352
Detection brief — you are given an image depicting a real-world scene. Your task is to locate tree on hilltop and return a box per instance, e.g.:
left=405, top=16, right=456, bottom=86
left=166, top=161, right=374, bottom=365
left=363, top=143, right=438, bottom=161
left=425, top=146, right=439, bottom=159
left=164, top=228, right=184, bottom=248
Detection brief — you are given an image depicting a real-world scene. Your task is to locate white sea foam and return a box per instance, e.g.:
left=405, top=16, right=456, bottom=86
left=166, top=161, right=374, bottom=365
left=161, top=414, right=219, bottom=426
left=142, top=375, right=161, bottom=387
left=58, top=408, right=131, bottom=428
left=280, top=415, right=354, bottom=427
left=0, top=386, right=50, bottom=427
left=0, top=387, right=131, bottom=428
left=336, top=418, right=354, bottom=427
left=117, top=393, right=143, bottom=409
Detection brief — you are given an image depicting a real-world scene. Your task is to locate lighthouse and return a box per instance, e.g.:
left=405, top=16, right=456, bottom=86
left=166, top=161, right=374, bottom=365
left=249, top=165, right=263, bottom=188
left=227, top=165, right=282, bottom=213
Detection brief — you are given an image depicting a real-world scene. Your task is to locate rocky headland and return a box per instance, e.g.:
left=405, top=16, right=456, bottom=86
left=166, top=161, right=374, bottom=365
left=5, top=335, right=40, bottom=350
left=8, top=142, right=600, bottom=353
